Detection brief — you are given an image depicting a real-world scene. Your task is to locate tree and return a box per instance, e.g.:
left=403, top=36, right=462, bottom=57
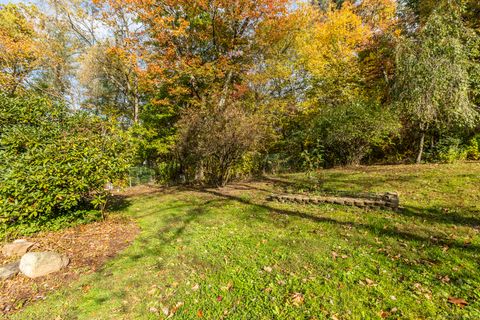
left=33, top=3, right=80, bottom=103
left=45, top=0, right=144, bottom=123
left=123, top=0, right=290, bottom=182
left=0, top=4, right=41, bottom=96
left=0, top=2, right=80, bottom=103
left=78, top=41, right=143, bottom=125
left=296, top=2, right=371, bottom=106
left=273, top=1, right=400, bottom=166
left=394, top=3, right=478, bottom=163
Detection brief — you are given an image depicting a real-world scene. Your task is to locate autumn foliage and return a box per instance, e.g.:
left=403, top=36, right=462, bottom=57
left=1, top=0, right=479, bottom=186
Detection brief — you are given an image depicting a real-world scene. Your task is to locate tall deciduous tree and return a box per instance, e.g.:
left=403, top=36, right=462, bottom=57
left=0, top=4, right=41, bottom=96
left=123, top=0, right=290, bottom=183
left=395, top=3, right=478, bottom=163
left=130, top=0, right=289, bottom=108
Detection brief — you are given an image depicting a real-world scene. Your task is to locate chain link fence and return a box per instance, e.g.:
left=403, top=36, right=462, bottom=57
left=127, top=166, right=156, bottom=187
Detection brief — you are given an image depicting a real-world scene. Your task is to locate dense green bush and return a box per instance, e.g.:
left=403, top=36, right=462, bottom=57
left=424, top=137, right=467, bottom=163
left=175, top=103, right=264, bottom=186
left=0, top=94, right=132, bottom=231
left=465, top=134, right=480, bottom=160
left=309, top=100, right=399, bottom=167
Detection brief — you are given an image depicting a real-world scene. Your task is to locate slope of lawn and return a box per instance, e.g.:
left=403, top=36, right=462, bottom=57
left=12, top=163, right=480, bottom=319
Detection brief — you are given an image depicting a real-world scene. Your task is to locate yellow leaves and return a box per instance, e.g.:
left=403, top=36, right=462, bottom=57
left=291, top=1, right=399, bottom=106
left=293, top=4, right=369, bottom=105
left=356, top=0, right=397, bottom=32
left=296, top=3, right=370, bottom=78
left=0, top=4, right=43, bottom=94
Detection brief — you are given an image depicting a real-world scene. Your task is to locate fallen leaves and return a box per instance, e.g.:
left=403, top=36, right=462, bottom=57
left=148, top=300, right=188, bottom=318
left=379, top=310, right=389, bottom=318
left=263, top=266, right=273, bottom=273
left=439, top=275, right=450, bottom=284
left=0, top=219, right=139, bottom=314
left=221, top=281, right=233, bottom=292
left=380, top=307, right=399, bottom=318
left=412, top=282, right=432, bottom=300
left=290, top=292, right=304, bottom=306
left=331, top=251, right=348, bottom=260
left=170, top=301, right=184, bottom=315
left=359, top=278, right=376, bottom=287
left=161, top=306, right=170, bottom=316
left=191, top=284, right=200, bottom=291
left=448, top=297, right=468, bottom=308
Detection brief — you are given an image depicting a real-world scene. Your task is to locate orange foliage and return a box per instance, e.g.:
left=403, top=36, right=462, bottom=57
left=0, top=4, right=42, bottom=95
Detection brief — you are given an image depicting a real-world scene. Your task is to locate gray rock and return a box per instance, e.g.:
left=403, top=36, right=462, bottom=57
left=354, top=200, right=365, bottom=207
left=19, top=252, right=69, bottom=278
left=2, top=239, right=35, bottom=257
left=0, top=261, right=20, bottom=280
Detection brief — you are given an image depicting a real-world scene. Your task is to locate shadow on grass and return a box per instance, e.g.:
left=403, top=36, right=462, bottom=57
left=107, top=194, right=132, bottom=212
left=125, top=198, right=225, bottom=263
left=399, top=206, right=480, bottom=229
left=260, top=175, right=404, bottom=198
left=260, top=176, right=480, bottom=228
left=200, top=189, right=480, bottom=255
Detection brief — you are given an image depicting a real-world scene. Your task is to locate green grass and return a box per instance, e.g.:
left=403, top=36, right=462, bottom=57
left=11, top=163, right=480, bottom=319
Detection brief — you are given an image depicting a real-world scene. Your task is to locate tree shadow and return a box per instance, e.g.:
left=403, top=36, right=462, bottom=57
left=399, top=205, right=480, bottom=228
left=259, top=175, right=480, bottom=228
left=200, top=188, right=480, bottom=256
left=107, top=194, right=132, bottom=212
left=125, top=198, right=224, bottom=262
left=259, top=175, right=399, bottom=199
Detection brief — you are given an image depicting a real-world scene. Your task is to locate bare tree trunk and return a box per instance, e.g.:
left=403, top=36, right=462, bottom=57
left=133, top=76, right=140, bottom=124
left=194, top=160, right=204, bottom=182
left=218, top=70, right=233, bottom=109
left=126, top=76, right=140, bottom=124
left=133, top=92, right=139, bottom=124
left=416, top=132, right=425, bottom=164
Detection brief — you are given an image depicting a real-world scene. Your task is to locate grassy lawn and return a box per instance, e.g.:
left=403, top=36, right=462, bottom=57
left=11, top=163, right=480, bottom=319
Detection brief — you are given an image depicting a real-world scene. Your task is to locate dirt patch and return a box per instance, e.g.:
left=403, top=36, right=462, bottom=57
left=0, top=217, right=139, bottom=315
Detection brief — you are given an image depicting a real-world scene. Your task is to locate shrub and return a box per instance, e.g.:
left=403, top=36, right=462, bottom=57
left=175, top=103, right=264, bottom=186
left=299, top=140, right=324, bottom=172
left=0, top=94, right=132, bottom=230
left=310, top=100, right=398, bottom=167
left=424, top=137, right=467, bottom=163
left=465, top=134, right=480, bottom=160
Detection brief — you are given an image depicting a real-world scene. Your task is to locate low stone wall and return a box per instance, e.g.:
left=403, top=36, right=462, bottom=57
left=267, top=192, right=400, bottom=211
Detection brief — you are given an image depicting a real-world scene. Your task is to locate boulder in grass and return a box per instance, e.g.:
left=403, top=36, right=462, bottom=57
left=2, top=240, right=35, bottom=257
left=0, top=261, right=20, bottom=280
left=19, top=252, right=69, bottom=278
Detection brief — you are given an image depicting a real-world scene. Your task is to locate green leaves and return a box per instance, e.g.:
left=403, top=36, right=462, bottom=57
left=394, top=4, right=478, bottom=131
left=0, top=94, right=132, bottom=229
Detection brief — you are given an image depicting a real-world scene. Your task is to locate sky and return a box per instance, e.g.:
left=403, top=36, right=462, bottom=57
left=0, top=0, right=32, bottom=4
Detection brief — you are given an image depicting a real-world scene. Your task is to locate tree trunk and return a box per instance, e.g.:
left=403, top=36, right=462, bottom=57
left=133, top=77, right=140, bottom=124
left=194, top=160, right=204, bottom=182
left=218, top=70, right=233, bottom=109
left=416, top=132, right=425, bottom=164
left=133, top=94, right=139, bottom=124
